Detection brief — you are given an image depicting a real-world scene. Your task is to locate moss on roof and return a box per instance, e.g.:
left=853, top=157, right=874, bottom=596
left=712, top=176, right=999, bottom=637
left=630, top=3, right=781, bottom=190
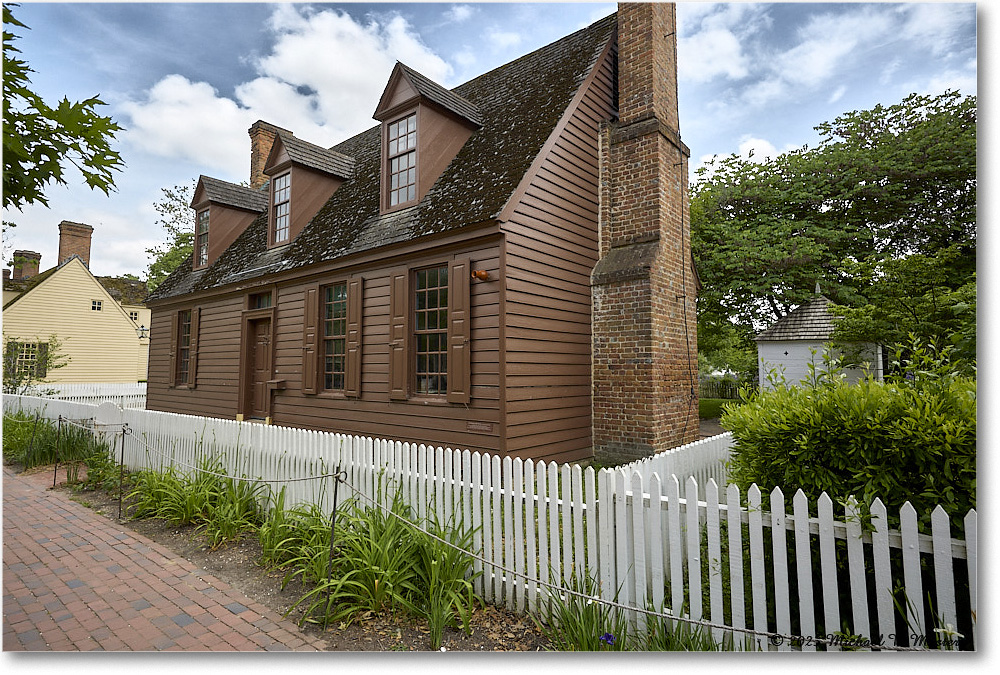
left=149, top=13, right=616, bottom=302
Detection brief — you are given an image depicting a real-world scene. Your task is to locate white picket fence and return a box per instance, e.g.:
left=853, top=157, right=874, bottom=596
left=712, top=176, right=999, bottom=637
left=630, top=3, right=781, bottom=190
left=24, top=382, right=147, bottom=409
left=3, top=394, right=977, bottom=650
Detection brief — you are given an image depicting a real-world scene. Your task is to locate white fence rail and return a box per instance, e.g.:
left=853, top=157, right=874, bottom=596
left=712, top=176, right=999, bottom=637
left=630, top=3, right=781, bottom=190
left=3, top=395, right=976, bottom=650
left=23, top=383, right=147, bottom=409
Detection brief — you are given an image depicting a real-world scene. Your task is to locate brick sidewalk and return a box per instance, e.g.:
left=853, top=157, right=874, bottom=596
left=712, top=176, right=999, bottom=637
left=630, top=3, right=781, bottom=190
left=2, top=465, right=328, bottom=651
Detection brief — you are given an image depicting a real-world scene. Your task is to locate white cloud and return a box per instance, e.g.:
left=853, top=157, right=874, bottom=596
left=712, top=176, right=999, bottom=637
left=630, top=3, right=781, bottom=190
left=120, top=75, right=253, bottom=174
left=776, top=8, right=894, bottom=88
left=680, top=28, right=748, bottom=82
left=897, top=3, right=973, bottom=57
left=485, top=26, right=522, bottom=51
left=120, top=6, right=452, bottom=179
left=737, top=136, right=782, bottom=163
left=827, top=85, right=847, bottom=104
left=444, top=5, right=474, bottom=24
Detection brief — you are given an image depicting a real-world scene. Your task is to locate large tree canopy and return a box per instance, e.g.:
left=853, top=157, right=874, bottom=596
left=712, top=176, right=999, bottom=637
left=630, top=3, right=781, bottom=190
left=692, top=91, right=976, bottom=371
left=2, top=5, right=124, bottom=210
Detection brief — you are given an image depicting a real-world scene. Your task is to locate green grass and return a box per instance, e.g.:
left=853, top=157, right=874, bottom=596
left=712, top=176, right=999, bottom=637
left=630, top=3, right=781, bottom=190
left=698, top=398, right=738, bottom=419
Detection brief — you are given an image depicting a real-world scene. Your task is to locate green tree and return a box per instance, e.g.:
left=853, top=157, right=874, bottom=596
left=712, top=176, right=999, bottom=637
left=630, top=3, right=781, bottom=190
left=831, top=246, right=976, bottom=373
left=692, top=91, right=976, bottom=336
left=145, top=183, right=195, bottom=292
left=2, top=5, right=125, bottom=210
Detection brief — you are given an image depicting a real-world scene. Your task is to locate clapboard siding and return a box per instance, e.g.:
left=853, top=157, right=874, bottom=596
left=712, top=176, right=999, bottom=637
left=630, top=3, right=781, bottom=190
left=499, top=38, right=615, bottom=463
left=146, top=294, right=244, bottom=415
left=150, top=236, right=503, bottom=455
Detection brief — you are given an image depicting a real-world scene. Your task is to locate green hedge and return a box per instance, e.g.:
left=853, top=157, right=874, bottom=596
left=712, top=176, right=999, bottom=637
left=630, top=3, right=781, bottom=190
left=722, top=348, right=975, bottom=530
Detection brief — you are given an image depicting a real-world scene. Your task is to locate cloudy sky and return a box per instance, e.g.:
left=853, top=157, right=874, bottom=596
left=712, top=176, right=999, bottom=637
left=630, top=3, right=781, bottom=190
left=2, top=1, right=980, bottom=279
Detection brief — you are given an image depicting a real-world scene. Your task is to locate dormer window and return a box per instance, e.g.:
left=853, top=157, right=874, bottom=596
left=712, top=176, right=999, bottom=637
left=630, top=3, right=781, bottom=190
left=387, top=114, right=417, bottom=207
left=374, top=63, right=481, bottom=215
left=196, top=209, right=209, bottom=267
left=272, top=172, right=291, bottom=244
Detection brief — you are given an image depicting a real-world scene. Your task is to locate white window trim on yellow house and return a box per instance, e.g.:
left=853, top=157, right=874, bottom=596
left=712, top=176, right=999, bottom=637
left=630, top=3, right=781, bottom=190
left=2, top=256, right=149, bottom=383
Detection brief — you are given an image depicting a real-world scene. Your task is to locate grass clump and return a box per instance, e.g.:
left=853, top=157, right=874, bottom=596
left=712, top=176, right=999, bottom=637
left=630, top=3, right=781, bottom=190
left=269, top=479, right=481, bottom=650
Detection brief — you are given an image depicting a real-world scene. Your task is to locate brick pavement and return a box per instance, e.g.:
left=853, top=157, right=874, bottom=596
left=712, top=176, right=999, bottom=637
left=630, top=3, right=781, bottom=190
left=2, top=465, right=329, bottom=651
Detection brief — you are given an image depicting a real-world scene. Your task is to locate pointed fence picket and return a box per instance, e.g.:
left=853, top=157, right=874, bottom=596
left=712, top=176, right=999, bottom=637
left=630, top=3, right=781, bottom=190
left=4, top=393, right=977, bottom=651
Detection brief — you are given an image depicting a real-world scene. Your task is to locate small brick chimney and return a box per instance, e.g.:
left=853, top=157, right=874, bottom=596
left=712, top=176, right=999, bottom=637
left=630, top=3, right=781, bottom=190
left=590, top=2, right=699, bottom=463
left=11, top=250, right=41, bottom=281
left=58, top=221, right=94, bottom=267
left=249, top=120, right=293, bottom=189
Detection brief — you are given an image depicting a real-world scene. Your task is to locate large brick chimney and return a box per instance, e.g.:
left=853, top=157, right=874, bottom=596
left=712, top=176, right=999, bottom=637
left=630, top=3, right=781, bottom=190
left=11, top=250, right=41, bottom=281
left=590, top=2, right=699, bottom=464
left=249, top=120, right=293, bottom=189
left=58, top=220, right=94, bottom=267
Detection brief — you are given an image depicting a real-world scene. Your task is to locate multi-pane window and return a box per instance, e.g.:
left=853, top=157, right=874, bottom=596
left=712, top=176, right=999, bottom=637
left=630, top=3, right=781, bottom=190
left=129, top=310, right=139, bottom=322
left=176, top=309, right=192, bottom=385
left=272, top=172, right=291, bottom=243
left=92, top=300, right=102, bottom=311
left=414, top=265, right=448, bottom=395
left=196, top=209, right=210, bottom=266
left=10, top=341, right=46, bottom=379
left=250, top=291, right=272, bottom=309
left=388, top=114, right=417, bottom=206
left=323, top=283, right=348, bottom=391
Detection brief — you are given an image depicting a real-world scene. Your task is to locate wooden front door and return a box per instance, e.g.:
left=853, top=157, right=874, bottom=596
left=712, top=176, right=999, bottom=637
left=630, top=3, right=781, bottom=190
left=247, top=317, right=272, bottom=418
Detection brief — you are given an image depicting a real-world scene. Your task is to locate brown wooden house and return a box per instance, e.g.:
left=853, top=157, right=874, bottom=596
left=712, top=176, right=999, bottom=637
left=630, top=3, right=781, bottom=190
left=145, top=3, right=699, bottom=465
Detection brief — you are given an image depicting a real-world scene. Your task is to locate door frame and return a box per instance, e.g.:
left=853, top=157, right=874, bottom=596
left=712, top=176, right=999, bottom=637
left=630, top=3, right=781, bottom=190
left=238, top=306, right=276, bottom=419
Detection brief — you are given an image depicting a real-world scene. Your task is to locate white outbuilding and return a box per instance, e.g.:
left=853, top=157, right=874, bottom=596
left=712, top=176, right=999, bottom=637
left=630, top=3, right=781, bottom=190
left=755, top=294, right=882, bottom=390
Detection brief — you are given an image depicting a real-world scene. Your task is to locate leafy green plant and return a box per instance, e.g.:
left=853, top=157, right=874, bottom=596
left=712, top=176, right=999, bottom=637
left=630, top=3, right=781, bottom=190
left=722, top=341, right=975, bottom=530
left=2, top=410, right=98, bottom=468
left=533, top=574, right=632, bottom=651
left=413, top=514, right=481, bottom=649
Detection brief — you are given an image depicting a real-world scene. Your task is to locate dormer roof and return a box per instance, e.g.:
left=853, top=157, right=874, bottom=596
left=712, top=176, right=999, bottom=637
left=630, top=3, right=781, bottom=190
left=374, top=62, right=483, bottom=127
left=266, top=133, right=355, bottom=179
left=149, top=13, right=616, bottom=302
left=192, top=175, right=268, bottom=213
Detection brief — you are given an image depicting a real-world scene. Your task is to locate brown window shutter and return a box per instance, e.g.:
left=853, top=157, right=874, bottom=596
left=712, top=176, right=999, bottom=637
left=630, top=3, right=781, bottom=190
left=188, top=307, right=200, bottom=388
left=388, top=269, right=408, bottom=400
left=346, top=276, right=364, bottom=398
left=35, top=342, right=48, bottom=379
left=169, top=312, right=178, bottom=387
left=302, top=284, right=320, bottom=394
left=447, top=258, right=471, bottom=404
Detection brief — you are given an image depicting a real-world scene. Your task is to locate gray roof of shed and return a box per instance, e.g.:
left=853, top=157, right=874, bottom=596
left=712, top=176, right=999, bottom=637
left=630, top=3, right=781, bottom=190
left=755, top=296, right=836, bottom=342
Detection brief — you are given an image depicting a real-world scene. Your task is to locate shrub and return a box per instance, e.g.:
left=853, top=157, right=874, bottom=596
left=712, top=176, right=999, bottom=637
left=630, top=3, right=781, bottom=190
left=722, top=342, right=975, bottom=530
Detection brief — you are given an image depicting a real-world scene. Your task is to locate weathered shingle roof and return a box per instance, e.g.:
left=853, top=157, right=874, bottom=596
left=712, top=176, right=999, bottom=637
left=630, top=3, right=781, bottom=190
left=396, top=63, right=483, bottom=127
left=755, top=296, right=835, bottom=341
left=195, top=175, right=268, bottom=212
left=149, top=13, right=616, bottom=302
left=277, top=133, right=355, bottom=179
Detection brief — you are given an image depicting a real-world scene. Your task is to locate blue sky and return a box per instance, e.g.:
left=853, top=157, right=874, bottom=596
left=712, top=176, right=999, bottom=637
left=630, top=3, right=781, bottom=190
left=2, top=1, right=980, bottom=278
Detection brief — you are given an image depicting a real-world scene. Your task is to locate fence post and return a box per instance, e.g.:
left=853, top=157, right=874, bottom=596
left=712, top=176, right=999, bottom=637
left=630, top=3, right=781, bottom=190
left=53, top=416, right=62, bottom=488
left=325, top=466, right=344, bottom=625
left=118, top=424, right=128, bottom=520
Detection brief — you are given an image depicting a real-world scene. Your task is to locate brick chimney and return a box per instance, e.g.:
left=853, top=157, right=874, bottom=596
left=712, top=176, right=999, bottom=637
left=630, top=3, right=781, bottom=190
left=58, top=221, right=94, bottom=267
left=11, top=250, right=41, bottom=281
left=249, top=120, right=293, bottom=189
left=590, top=2, right=698, bottom=464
